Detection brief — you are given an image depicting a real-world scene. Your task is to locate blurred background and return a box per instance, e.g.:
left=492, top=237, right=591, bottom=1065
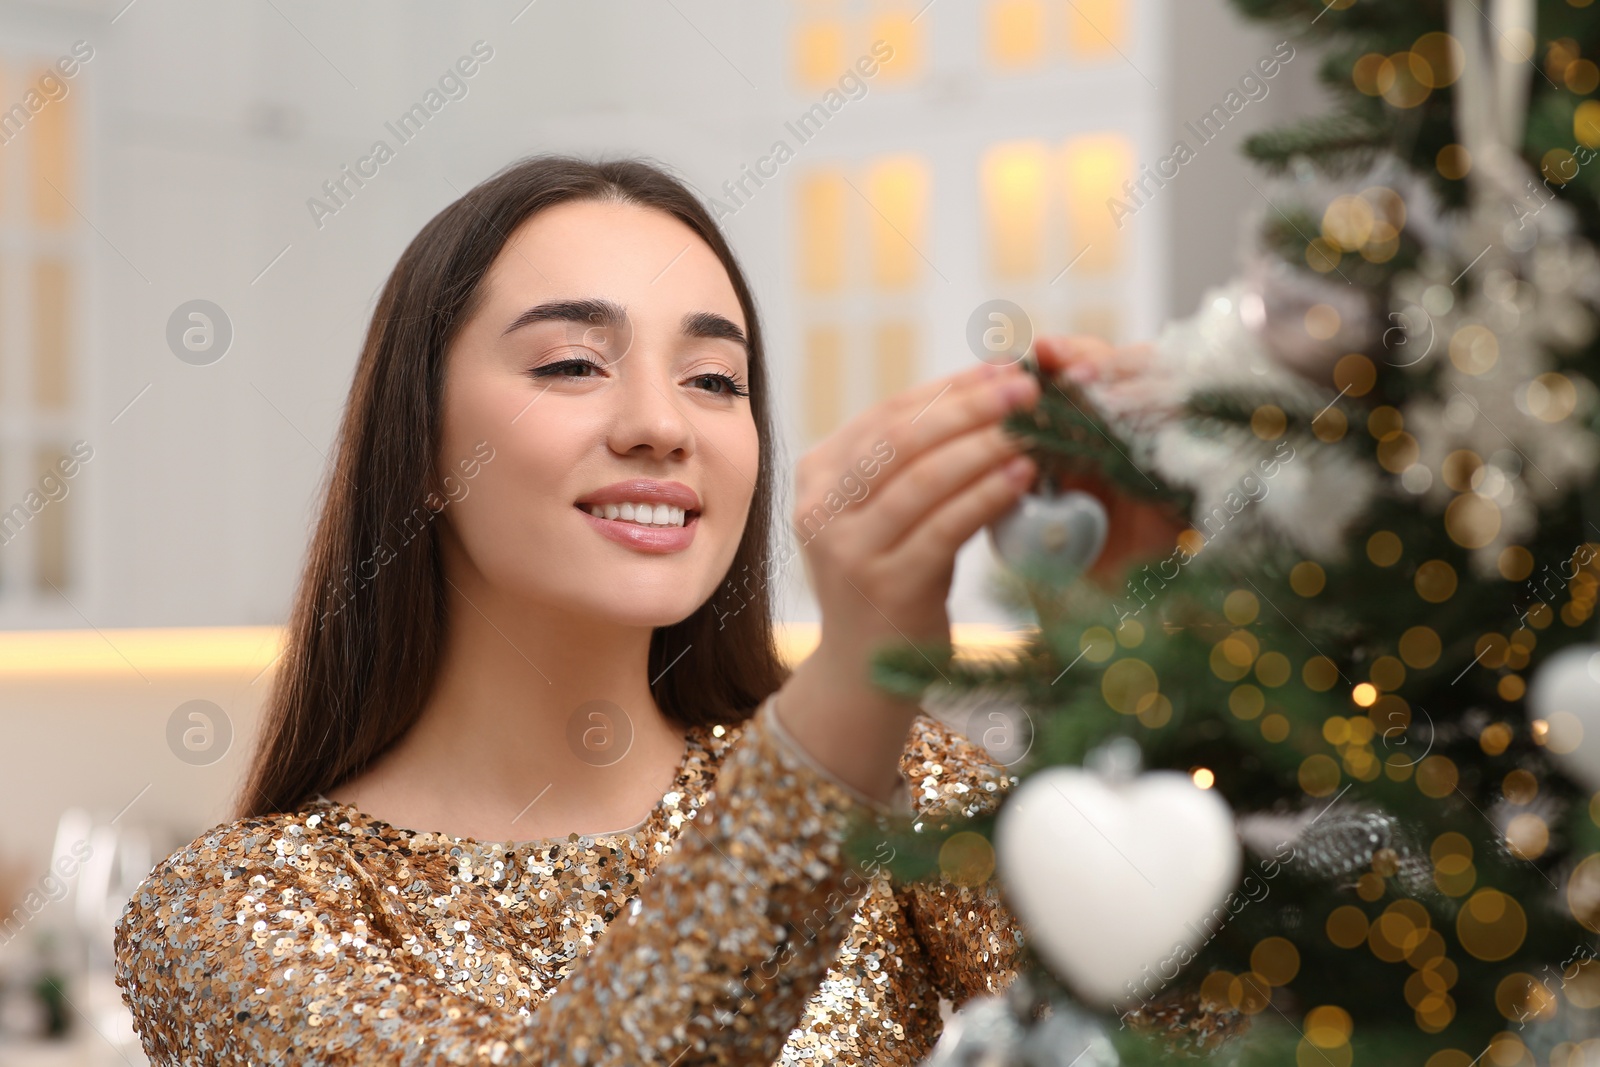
left=0, top=0, right=1323, bottom=1060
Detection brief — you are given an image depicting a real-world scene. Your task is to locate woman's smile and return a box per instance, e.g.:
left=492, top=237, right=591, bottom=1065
left=579, top=505, right=697, bottom=556
left=575, top=477, right=702, bottom=553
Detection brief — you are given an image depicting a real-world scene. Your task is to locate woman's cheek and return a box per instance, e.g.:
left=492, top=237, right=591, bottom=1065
left=720, top=424, right=760, bottom=531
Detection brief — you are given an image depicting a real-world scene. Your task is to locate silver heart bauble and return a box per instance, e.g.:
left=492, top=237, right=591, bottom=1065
left=988, top=488, right=1108, bottom=577
left=994, top=767, right=1241, bottom=1009
left=1529, top=644, right=1600, bottom=791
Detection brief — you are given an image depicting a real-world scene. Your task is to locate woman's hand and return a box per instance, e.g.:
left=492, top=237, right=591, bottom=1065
left=1032, top=335, right=1190, bottom=585
left=1035, top=333, right=1170, bottom=416
left=776, top=361, right=1040, bottom=802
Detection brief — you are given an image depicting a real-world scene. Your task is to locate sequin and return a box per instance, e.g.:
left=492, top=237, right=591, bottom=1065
left=114, top=697, right=1030, bottom=1065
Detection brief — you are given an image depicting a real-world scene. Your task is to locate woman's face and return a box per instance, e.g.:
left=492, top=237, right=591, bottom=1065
left=434, top=198, right=759, bottom=628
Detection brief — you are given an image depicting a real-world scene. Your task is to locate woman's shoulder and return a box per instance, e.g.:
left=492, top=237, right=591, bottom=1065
left=113, top=804, right=345, bottom=951
left=139, top=802, right=340, bottom=872
left=110, top=803, right=355, bottom=1050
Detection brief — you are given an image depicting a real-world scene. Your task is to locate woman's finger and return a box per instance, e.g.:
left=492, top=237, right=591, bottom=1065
left=885, top=454, right=1037, bottom=574
left=1035, top=335, right=1116, bottom=384
left=1097, top=342, right=1157, bottom=382
left=842, top=423, right=1027, bottom=557
left=831, top=359, right=1009, bottom=450
left=797, top=367, right=1037, bottom=514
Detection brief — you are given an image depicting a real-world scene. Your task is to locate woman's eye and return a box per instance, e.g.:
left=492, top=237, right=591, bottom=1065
left=528, top=359, right=745, bottom=396
left=530, top=356, right=605, bottom=380
left=692, top=372, right=749, bottom=398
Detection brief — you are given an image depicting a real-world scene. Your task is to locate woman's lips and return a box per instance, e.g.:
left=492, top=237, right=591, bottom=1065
left=577, top=506, right=698, bottom=553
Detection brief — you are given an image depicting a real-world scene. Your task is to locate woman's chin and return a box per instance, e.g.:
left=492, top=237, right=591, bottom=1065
left=548, top=585, right=721, bottom=632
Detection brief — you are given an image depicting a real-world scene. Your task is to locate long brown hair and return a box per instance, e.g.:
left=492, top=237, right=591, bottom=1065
left=236, top=155, right=789, bottom=819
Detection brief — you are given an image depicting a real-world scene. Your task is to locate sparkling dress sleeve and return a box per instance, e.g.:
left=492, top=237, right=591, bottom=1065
left=112, top=694, right=910, bottom=1067
left=894, top=715, right=1027, bottom=1009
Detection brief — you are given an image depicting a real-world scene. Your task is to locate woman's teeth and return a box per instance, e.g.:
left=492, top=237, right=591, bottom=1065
left=583, top=502, right=688, bottom=527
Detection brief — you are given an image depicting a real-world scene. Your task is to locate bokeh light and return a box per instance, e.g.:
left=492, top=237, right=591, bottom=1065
left=1456, top=888, right=1527, bottom=961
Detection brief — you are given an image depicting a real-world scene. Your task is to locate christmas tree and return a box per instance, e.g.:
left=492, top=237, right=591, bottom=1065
left=864, top=1, right=1600, bottom=1063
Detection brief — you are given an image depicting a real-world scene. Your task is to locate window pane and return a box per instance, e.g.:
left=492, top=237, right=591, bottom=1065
left=0, top=449, right=11, bottom=574
left=0, top=256, right=6, bottom=406
left=34, top=445, right=70, bottom=593
left=1061, top=133, right=1132, bottom=273
left=982, top=140, right=1049, bottom=278
left=989, top=0, right=1047, bottom=68
left=1064, top=0, right=1125, bottom=58
left=803, top=324, right=844, bottom=441
left=1073, top=304, right=1120, bottom=342
left=797, top=170, right=846, bottom=292
left=34, top=257, right=70, bottom=410
left=869, top=10, right=920, bottom=82
left=874, top=321, right=916, bottom=402
left=865, top=155, right=928, bottom=290
left=0, top=59, right=8, bottom=213
left=794, top=19, right=846, bottom=87
left=29, top=70, right=73, bottom=227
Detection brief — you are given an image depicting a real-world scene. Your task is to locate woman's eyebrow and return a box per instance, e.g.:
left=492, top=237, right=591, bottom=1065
left=681, top=310, right=749, bottom=354
left=502, top=297, right=625, bottom=336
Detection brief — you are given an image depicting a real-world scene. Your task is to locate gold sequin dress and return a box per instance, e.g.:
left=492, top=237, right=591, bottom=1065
left=113, top=694, right=1026, bottom=1065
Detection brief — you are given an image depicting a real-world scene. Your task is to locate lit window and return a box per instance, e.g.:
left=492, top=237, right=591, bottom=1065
left=795, top=3, right=920, bottom=89
left=0, top=54, right=85, bottom=605
left=34, top=445, right=70, bottom=592
left=798, top=170, right=847, bottom=292
left=804, top=325, right=845, bottom=441
left=869, top=8, right=920, bottom=82
left=1064, top=0, right=1125, bottom=59
left=982, top=140, right=1049, bottom=279
left=34, top=258, right=71, bottom=410
left=1073, top=305, right=1120, bottom=342
left=795, top=153, right=931, bottom=441
left=874, top=321, right=916, bottom=402
left=0, top=257, right=6, bottom=406
left=795, top=20, right=847, bottom=87
left=1061, top=133, right=1132, bottom=273
left=864, top=155, right=928, bottom=290
left=989, top=0, right=1046, bottom=68
left=30, top=66, right=73, bottom=226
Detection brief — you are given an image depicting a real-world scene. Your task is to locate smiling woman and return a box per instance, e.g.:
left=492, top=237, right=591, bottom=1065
left=110, top=154, right=1045, bottom=1065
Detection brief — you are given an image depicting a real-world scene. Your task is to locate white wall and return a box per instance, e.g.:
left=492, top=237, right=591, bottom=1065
left=1162, top=0, right=1328, bottom=317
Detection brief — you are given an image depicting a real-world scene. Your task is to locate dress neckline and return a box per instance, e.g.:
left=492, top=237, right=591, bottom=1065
left=302, top=722, right=726, bottom=851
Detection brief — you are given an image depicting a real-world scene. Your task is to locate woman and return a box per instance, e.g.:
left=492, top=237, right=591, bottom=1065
left=111, top=155, right=1151, bottom=1065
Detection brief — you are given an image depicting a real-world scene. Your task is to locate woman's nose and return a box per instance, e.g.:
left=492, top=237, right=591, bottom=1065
left=608, top=352, right=695, bottom=459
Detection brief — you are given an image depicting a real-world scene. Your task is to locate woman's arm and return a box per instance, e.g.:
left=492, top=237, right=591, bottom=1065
left=888, top=338, right=1186, bottom=1009
left=763, top=358, right=1044, bottom=1010
left=894, top=715, right=1027, bottom=1008
left=113, top=696, right=898, bottom=1067
left=522, top=695, right=907, bottom=1063
left=774, top=360, right=1042, bottom=806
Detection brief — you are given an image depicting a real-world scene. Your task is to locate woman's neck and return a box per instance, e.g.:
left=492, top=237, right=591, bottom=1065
left=324, top=577, right=691, bottom=843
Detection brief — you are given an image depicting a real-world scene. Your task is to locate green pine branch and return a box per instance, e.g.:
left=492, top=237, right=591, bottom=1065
left=1242, top=111, right=1391, bottom=174
left=1186, top=383, right=1340, bottom=435
left=1002, top=366, right=1193, bottom=512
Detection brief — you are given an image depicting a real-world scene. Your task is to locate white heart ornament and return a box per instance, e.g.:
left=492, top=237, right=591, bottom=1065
left=987, top=488, right=1109, bottom=576
left=994, top=767, right=1241, bottom=1008
left=1528, top=644, right=1600, bottom=791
